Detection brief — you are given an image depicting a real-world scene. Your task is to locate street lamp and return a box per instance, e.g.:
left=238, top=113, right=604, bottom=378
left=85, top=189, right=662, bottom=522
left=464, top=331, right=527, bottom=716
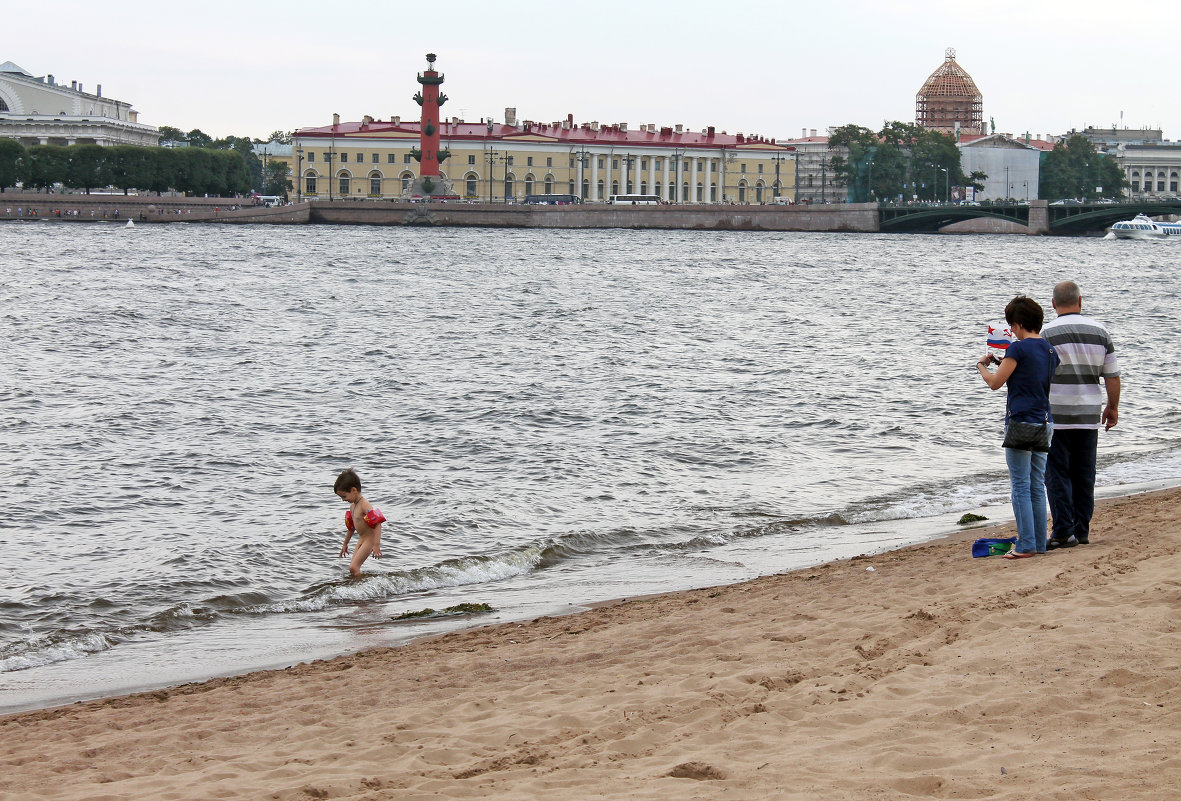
left=572, top=147, right=591, bottom=201
left=770, top=149, right=792, bottom=204
left=296, top=147, right=304, bottom=203
left=485, top=147, right=502, bottom=203
left=939, top=167, right=949, bottom=203
left=669, top=149, right=683, bottom=203
left=486, top=119, right=494, bottom=203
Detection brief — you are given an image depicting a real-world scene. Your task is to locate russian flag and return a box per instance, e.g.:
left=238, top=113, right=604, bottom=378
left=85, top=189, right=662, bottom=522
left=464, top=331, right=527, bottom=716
left=987, top=322, right=1014, bottom=352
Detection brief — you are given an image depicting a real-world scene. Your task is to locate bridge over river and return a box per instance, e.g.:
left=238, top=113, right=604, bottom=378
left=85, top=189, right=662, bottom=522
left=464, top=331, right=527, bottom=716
left=880, top=199, right=1181, bottom=234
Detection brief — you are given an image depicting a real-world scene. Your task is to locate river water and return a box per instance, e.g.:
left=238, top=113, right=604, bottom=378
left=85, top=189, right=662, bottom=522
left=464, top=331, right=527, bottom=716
left=2, top=221, right=1178, bottom=713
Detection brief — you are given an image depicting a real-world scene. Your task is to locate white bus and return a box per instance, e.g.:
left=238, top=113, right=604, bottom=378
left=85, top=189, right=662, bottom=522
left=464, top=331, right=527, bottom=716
left=607, top=194, right=662, bottom=205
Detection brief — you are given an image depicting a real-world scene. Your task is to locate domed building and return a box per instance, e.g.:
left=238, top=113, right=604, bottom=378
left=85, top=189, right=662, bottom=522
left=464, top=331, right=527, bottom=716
left=916, top=49, right=984, bottom=138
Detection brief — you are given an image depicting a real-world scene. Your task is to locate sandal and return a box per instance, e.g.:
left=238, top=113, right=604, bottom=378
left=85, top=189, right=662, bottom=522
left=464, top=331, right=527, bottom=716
left=1002, top=551, right=1036, bottom=560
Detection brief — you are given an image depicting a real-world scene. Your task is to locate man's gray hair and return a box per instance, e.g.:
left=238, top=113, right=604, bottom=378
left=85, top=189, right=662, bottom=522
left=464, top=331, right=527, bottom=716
left=1053, top=281, right=1081, bottom=307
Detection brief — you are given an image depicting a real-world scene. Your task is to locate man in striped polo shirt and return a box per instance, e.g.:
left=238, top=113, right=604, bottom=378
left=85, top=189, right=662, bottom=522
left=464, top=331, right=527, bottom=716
left=1042, top=281, right=1121, bottom=548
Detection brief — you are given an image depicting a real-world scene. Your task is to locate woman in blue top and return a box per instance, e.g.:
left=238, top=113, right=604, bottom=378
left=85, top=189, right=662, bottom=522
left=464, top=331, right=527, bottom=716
left=976, top=296, right=1059, bottom=558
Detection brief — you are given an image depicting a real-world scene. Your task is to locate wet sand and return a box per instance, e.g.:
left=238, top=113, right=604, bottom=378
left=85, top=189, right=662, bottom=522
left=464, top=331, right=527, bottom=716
left=3, top=488, right=1179, bottom=800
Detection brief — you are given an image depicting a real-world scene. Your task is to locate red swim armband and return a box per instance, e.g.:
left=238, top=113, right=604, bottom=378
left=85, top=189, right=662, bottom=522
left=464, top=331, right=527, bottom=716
left=345, top=510, right=355, bottom=533
left=363, top=508, right=386, bottom=527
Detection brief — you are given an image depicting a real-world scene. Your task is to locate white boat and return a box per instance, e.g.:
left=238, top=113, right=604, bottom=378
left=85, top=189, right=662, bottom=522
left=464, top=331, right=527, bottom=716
left=1110, top=213, right=1181, bottom=239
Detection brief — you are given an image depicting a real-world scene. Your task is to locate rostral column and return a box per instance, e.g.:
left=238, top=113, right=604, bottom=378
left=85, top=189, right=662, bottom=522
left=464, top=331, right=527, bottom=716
left=410, top=52, right=451, bottom=197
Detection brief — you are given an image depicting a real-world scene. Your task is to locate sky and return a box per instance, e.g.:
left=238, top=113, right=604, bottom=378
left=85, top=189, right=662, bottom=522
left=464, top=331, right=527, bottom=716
left=5, top=0, right=1176, bottom=143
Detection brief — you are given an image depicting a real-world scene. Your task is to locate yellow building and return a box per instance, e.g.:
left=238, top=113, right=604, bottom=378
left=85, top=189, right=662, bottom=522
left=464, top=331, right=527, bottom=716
left=292, top=109, right=796, bottom=204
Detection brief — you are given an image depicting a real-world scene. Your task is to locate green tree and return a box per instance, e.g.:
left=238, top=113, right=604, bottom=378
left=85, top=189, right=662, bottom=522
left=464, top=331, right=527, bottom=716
left=0, top=138, right=24, bottom=190
left=265, top=130, right=292, bottom=145
left=181, top=147, right=216, bottom=194
left=263, top=159, right=291, bottom=196
left=186, top=128, right=213, bottom=148
left=212, top=149, right=251, bottom=195
left=21, top=145, right=69, bottom=190
left=157, top=125, right=187, bottom=145
left=106, top=146, right=157, bottom=194
left=1039, top=135, right=1126, bottom=200
left=828, top=124, right=878, bottom=201
left=829, top=121, right=983, bottom=202
left=64, top=144, right=110, bottom=192
left=143, top=148, right=178, bottom=195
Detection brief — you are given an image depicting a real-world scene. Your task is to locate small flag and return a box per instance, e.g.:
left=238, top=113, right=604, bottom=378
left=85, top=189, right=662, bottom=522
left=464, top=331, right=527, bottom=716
left=987, top=322, right=1014, bottom=357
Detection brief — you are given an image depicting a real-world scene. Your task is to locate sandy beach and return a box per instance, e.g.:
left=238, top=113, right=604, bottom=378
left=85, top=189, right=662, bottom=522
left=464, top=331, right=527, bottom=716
left=3, top=487, right=1179, bottom=800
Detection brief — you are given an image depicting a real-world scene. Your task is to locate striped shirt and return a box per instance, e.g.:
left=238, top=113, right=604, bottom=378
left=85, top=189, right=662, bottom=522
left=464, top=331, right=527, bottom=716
left=1042, top=313, right=1119, bottom=429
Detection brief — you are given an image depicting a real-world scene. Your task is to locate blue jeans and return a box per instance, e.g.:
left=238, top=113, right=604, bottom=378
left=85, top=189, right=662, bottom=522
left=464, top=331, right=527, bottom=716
left=1045, top=428, right=1099, bottom=542
left=1006, top=446, right=1049, bottom=554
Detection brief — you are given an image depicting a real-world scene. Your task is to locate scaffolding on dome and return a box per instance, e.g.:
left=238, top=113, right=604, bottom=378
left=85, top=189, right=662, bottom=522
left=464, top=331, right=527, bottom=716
left=916, top=48, right=983, bottom=136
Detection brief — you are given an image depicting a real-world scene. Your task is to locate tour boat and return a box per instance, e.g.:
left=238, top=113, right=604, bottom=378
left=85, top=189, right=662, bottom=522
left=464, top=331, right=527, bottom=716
left=1110, top=213, right=1181, bottom=239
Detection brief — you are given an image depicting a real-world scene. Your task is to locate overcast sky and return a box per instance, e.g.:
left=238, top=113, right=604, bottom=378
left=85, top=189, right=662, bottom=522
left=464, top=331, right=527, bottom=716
left=7, top=0, right=1176, bottom=143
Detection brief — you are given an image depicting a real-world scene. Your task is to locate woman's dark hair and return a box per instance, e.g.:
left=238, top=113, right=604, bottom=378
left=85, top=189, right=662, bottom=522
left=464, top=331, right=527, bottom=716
left=334, top=468, right=361, bottom=493
left=1005, top=295, right=1044, bottom=333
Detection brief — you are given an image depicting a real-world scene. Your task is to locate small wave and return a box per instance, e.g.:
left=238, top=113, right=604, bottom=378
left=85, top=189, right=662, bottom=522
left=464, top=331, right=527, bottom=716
left=0, top=630, right=116, bottom=672
left=250, top=545, right=548, bottom=615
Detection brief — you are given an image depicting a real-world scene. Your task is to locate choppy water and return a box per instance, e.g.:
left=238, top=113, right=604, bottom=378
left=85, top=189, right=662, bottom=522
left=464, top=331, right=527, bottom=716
left=2, top=221, right=1179, bottom=712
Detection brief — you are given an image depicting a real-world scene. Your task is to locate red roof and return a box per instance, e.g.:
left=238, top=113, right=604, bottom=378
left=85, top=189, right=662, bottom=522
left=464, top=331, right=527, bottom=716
left=295, top=119, right=794, bottom=151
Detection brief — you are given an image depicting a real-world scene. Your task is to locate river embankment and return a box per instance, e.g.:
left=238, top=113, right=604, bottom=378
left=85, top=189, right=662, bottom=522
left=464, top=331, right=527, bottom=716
left=2, top=193, right=1043, bottom=233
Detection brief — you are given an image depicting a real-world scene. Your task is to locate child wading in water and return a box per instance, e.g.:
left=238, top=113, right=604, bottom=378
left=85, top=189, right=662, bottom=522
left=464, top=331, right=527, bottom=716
left=334, top=468, right=386, bottom=577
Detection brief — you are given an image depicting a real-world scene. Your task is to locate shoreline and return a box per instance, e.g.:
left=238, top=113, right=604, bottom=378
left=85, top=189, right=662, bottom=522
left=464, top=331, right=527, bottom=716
left=4, top=485, right=1180, bottom=799
left=2, top=478, right=1175, bottom=718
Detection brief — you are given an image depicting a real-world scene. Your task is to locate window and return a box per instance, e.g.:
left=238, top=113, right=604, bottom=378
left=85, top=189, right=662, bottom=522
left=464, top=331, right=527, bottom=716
left=401, top=173, right=413, bottom=191
left=341, top=153, right=348, bottom=163
left=357, top=153, right=363, bottom=163
left=641, top=158, right=648, bottom=170
left=758, top=164, right=764, bottom=173
left=465, top=173, right=477, bottom=197
left=308, top=152, right=316, bottom=162
left=598, top=157, right=605, bottom=169
left=612, top=159, right=619, bottom=169
left=524, top=176, right=534, bottom=195
left=738, top=183, right=746, bottom=203
left=369, top=172, right=381, bottom=195
left=612, top=180, right=619, bottom=195
left=504, top=175, right=514, bottom=199
left=546, top=157, right=552, bottom=167
left=655, top=158, right=662, bottom=169
left=468, top=155, right=476, bottom=165
left=640, top=181, right=647, bottom=194
left=339, top=175, right=350, bottom=195
left=388, top=154, right=396, bottom=163
left=372, top=154, right=379, bottom=163
left=544, top=177, right=553, bottom=193
left=569, top=180, right=575, bottom=194
left=305, top=175, right=317, bottom=194
left=569, top=157, right=575, bottom=168
left=527, top=157, right=533, bottom=167
left=741, top=163, right=747, bottom=173
left=404, top=153, right=412, bottom=164
left=507, top=156, right=514, bottom=166
left=324, top=153, right=333, bottom=162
